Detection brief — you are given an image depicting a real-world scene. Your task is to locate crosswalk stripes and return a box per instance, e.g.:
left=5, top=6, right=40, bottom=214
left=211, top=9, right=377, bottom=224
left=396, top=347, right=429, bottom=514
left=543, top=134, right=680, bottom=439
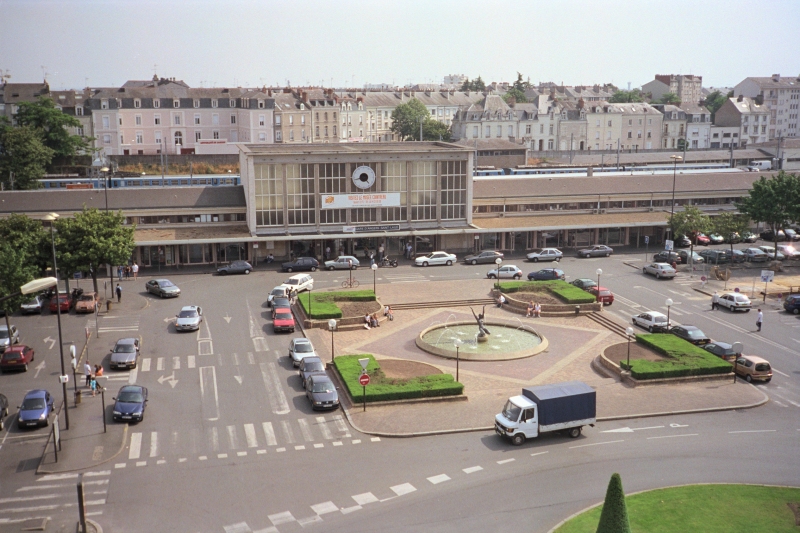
left=138, top=352, right=264, bottom=373
left=86, top=315, right=140, bottom=335
left=382, top=273, right=429, bottom=283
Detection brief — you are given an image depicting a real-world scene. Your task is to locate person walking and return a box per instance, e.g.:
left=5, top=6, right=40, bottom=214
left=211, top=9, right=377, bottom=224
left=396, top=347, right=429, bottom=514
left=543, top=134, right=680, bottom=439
left=84, top=361, right=92, bottom=387
left=115, top=283, right=122, bottom=303
left=132, top=262, right=139, bottom=280
left=711, top=291, right=719, bottom=310
left=406, top=242, right=412, bottom=260
left=117, top=265, right=123, bottom=280
left=378, top=243, right=385, bottom=262
left=756, top=308, right=763, bottom=332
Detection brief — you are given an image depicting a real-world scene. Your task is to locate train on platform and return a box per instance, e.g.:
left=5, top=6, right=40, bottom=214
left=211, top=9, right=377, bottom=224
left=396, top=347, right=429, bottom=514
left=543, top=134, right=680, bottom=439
left=474, top=163, right=736, bottom=179
left=39, top=173, right=241, bottom=189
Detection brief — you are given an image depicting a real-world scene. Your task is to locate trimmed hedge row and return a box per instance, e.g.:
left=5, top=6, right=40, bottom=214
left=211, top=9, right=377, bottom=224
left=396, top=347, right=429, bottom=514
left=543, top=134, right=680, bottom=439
left=334, top=354, right=463, bottom=403
left=619, top=333, right=732, bottom=380
left=298, top=290, right=376, bottom=319
left=498, top=280, right=597, bottom=304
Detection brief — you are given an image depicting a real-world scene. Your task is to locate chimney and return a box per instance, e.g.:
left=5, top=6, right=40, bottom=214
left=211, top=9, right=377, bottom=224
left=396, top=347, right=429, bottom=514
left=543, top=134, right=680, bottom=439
left=737, top=94, right=744, bottom=102
left=302, top=91, right=308, bottom=103
left=772, top=74, right=781, bottom=82
left=593, top=84, right=599, bottom=93
left=755, top=94, right=763, bottom=105
left=268, top=89, right=272, bottom=97
left=577, top=98, right=585, bottom=109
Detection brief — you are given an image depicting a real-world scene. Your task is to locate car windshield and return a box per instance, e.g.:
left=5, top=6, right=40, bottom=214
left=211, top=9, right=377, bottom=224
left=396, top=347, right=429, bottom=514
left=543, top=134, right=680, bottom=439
left=687, top=330, right=706, bottom=338
left=734, top=296, right=748, bottom=302
left=0, top=331, right=8, bottom=339
left=270, top=289, right=285, bottom=296
left=2, top=352, right=19, bottom=361
left=305, top=362, right=324, bottom=372
left=179, top=310, right=198, bottom=318
left=114, top=344, right=136, bottom=353
left=79, top=294, right=94, bottom=301
left=21, top=398, right=45, bottom=410
left=717, top=347, right=736, bottom=356
left=284, top=280, right=299, bottom=286
left=294, top=343, right=313, bottom=353
left=25, top=298, right=39, bottom=305
left=311, top=381, right=335, bottom=393
left=275, top=313, right=293, bottom=320
left=160, top=281, right=175, bottom=287
left=502, top=400, right=521, bottom=422
left=118, top=391, right=144, bottom=403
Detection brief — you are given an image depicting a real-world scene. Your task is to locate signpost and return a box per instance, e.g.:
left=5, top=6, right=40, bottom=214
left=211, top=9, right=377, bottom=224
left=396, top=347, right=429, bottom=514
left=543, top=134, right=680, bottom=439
left=644, top=235, right=649, bottom=261
left=358, top=358, right=370, bottom=412
left=760, top=270, right=774, bottom=302
left=665, top=239, right=674, bottom=252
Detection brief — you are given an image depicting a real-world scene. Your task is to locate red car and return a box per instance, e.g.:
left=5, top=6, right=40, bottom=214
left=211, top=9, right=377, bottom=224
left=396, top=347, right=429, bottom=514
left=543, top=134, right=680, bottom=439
left=0, top=345, right=35, bottom=372
left=272, top=307, right=295, bottom=333
left=588, top=286, right=614, bottom=306
left=49, top=293, right=73, bottom=313
left=691, top=233, right=711, bottom=246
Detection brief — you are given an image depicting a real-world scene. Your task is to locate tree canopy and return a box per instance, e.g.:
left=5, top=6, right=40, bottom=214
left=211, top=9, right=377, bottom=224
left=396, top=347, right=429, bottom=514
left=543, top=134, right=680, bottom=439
left=0, top=242, right=39, bottom=325
left=669, top=205, right=712, bottom=256
left=736, top=171, right=800, bottom=253
left=0, top=214, right=51, bottom=273
left=595, top=473, right=631, bottom=533
left=14, top=97, right=90, bottom=159
left=609, top=89, right=644, bottom=103
left=460, top=76, right=486, bottom=92
left=390, top=98, right=451, bottom=141
left=512, top=72, right=531, bottom=92
left=659, top=92, right=681, bottom=105
left=703, top=90, right=733, bottom=121
left=0, top=125, right=54, bottom=189
left=712, top=212, right=751, bottom=255
left=502, top=88, right=527, bottom=104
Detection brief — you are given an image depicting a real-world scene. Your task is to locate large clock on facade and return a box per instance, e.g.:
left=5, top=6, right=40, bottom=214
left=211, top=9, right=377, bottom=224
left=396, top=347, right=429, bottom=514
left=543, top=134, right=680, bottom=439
left=352, top=166, right=376, bottom=189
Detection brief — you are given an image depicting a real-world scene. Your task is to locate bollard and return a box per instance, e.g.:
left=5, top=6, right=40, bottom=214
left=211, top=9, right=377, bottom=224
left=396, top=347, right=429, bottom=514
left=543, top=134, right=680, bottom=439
left=575, top=305, right=580, bottom=315
left=74, top=390, right=82, bottom=406
left=106, top=300, right=112, bottom=311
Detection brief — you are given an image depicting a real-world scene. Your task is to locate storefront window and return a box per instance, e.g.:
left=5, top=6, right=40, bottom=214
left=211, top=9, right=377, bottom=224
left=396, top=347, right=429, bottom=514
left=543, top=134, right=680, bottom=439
left=411, top=161, right=437, bottom=221
left=254, top=164, right=284, bottom=226
left=441, top=160, right=466, bottom=220
left=216, top=243, right=247, bottom=262
left=381, top=161, right=407, bottom=222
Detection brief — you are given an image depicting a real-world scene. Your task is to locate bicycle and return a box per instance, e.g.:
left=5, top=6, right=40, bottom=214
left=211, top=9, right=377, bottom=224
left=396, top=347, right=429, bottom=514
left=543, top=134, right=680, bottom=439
left=342, top=279, right=360, bottom=289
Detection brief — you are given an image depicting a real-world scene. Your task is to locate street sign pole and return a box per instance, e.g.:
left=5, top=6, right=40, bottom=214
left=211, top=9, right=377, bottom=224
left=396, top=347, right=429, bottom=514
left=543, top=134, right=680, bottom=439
left=358, top=369, right=370, bottom=412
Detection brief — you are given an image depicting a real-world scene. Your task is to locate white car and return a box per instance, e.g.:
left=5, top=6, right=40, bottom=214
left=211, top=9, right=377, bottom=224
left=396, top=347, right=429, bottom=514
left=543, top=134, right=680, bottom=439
left=267, top=286, right=289, bottom=307
left=20, top=295, right=45, bottom=314
left=777, top=244, right=800, bottom=259
left=632, top=311, right=669, bottom=332
left=0, top=325, right=20, bottom=352
left=487, top=265, right=523, bottom=279
left=175, top=305, right=203, bottom=331
left=289, top=338, right=317, bottom=367
left=642, top=262, right=677, bottom=279
left=526, top=248, right=563, bottom=262
left=415, top=251, right=456, bottom=267
left=758, top=246, right=785, bottom=261
left=717, top=292, right=751, bottom=312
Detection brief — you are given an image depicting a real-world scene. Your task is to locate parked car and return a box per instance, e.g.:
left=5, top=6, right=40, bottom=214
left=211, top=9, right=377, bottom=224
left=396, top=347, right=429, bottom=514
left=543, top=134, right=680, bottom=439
left=217, top=260, right=252, bottom=275
left=0, top=393, right=8, bottom=431
left=741, top=248, right=769, bottom=262
left=112, top=385, right=148, bottom=422
left=708, top=233, right=725, bottom=245
left=691, top=233, right=711, bottom=246
left=49, top=293, right=73, bottom=312
left=570, top=278, right=597, bottom=290
left=110, top=338, right=140, bottom=370
left=725, top=232, right=742, bottom=244
left=670, top=325, right=710, bottom=345
left=673, top=234, right=692, bottom=248
left=704, top=342, right=740, bottom=362
left=290, top=338, right=317, bottom=367
left=20, top=295, right=45, bottom=314
left=587, top=286, right=614, bottom=305
left=783, top=294, right=800, bottom=314
left=698, top=249, right=728, bottom=264
left=740, top=231, right=758, bottom=243
left=784, top=228, right=800, bottom=241
left=758, top=246, right=785, bottom=261
left=527, top=268, right=565, bottom=281
left=0, top=345, right=35, bottom=372
left=777, top=244, right=800, bottom=259
left=281, top=257, right=319, bottom=273
left=642, top=262, right=677, bottom=279
left=733, top=355, right=772, bottom=383
left=267, top=286, right=289, bottom=307
left=0, top=325, right=20, bottom=353
left=717, top=292, right=751, bottom=312
left=280, top=274, right=314, bottom=293
left=760, top=229, right=786, bottom=242
left=273, top=307, right=295, bottom=333
left=175, top=305, right=203, bottom=332
left=487, top=265, right=523, bottom=279
left=728, top=249, right=746, bottom=263
left=298, top=356, right=326, bottom=387
left=145, top=279, right=181, bottom=298
left=17, top=389, right=54, bottom=428
left=305, top=374, right=340, bottom=410
left=271, top=296, right=291, bottom=310
left=75, top=291, right=99, bottom=314
left=463, top=250, right=504, bottom=265
left=526, top=248, right=563, bottom=263
left=415, top=251, right=457, bottom=267
left=632, top=311, right=669, bottom=332
left=324, top=256, right=360, bottom=270
left=653, top=251, right=681, bottom=264
left=677, top=250, right=704, bottom=264
left=577, top=245, right=613, bottom=258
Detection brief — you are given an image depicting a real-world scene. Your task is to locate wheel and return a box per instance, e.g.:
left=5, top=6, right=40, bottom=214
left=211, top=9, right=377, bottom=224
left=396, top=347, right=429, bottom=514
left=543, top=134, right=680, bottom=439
left=471, top=260, right=477, bottom=265
left=488, top=274, right=496, bottom=279
left=352, top=265, right=358, bottom=270
left=422, top=262, right=429, bottom=267
left=656, top=273, right=661, bottom=279
left=605, top=252, right=611, bottom=257
left=342, top=281, right=349, bottom=288
left=328, top=266, right=335, bottom=271
left=244, top=269, right=251, bottom=275
left=745, top=309, right=750, bottom=312
left=745, top=374, right=752, bottom=382
left=287, top=267, right=293, bottom=273
left=643, top=268, right=647, bottom=274
left=648, top=325, right=654, bottom=332
left=514, top=274, right=521, bottom=280
left=533, top=257, right=539, bottom=263
left=567, top=427, right=582, bottom=438
left=160, top=292, right=165, bottom=298
left=446, top=260, right=452, bottom=266
left=794, top=309, right=799, bottom=315
left=311, top=267, right=317, bottom=272
left=391, top=263, right=397, bottom=268
left=555, top=257, right=561, bottom=262
left=0, top=418, right=4, bottom=431
left=219, top=270, right=228, bottom=275
left=352, top=280, right=359, bottom=288
left=511, top=433, right=526, bottom=446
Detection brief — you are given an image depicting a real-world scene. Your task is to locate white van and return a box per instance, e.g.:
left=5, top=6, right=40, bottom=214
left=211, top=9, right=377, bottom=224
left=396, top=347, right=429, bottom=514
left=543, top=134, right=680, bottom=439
left=281, top=274, right=314, bottom=293
left=747, top=160, right=772, bottom=171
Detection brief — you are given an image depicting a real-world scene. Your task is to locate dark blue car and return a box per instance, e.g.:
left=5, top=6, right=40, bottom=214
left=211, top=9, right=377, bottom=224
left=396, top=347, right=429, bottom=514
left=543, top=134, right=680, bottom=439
left=113, top=385, right=148, bottom=423
left=527, top=268, right=565, bottom=281
left=17, top=389, right=54, bottom=428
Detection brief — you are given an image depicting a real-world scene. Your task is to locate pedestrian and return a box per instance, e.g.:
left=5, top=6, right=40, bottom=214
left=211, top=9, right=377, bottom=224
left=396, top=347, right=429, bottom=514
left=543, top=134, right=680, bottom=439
left=756, top=308, right=763, bottom=332
left=369, top=251, right=375, bottom=266
left=132, top=262, right=139, bottom=280
left=364, top=313, right=371, bottom=330
left=534, top=302, right=541, bottom=318
left=526, top=301, right=534, bottom=317
left=90, top=375, right=98, bottom=396
left=125, top=265, right=131, bottom=280
left=406, top=242, right=412, bottom=259
left=384, top=305, right=394, bottom=321
left=267, top=253, right=274, bottom=264
left=497, top=294, right=506, bottom=308
left=370, top=313, right=380, bottom=328
left=711, top=291, right=719, bottom=310
left=94, top=364, right=104, bottom=377
left=115, top=283, right=122, bottom=303
left=84, top=361, right=92, bottom=387
left=325, top=246, right=331, bottom=261
left=117, top=265, right=123, bottom=280
left=378, top=244, right=385, bottom=262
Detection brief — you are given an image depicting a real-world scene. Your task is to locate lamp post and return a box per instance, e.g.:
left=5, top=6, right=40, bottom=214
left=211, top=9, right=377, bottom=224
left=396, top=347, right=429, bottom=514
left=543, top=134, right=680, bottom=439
left=731, top=341, right=743, bottom=383
left=453, top=338, right=462, bottom=382
left=101, top=166, right=110, bottom=212
left=625, top=326, right=635, bottom=373
left=665, top=298, right=673, bottom=329
left=328, top=319, right=337, bottom=363
left=669, top=155, right=683, bottom=237
left=494, top=257, right=503, bottom=291
left=371, top=263, right=378, bottom=296
left=44, top=213, right=70, bottom=430
left=595, top=268, right=603, bottom=302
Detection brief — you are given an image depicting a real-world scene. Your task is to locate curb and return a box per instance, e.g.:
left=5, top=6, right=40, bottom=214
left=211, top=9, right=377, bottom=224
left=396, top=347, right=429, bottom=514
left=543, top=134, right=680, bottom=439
left=36, top=424, right=129, bottom=475
left=86, top=518, right=103, bottom=533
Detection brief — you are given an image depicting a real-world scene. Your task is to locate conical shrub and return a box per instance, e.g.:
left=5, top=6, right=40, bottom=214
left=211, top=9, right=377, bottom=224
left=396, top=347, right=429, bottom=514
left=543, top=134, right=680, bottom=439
left=595, top=473, right=631, bottom=533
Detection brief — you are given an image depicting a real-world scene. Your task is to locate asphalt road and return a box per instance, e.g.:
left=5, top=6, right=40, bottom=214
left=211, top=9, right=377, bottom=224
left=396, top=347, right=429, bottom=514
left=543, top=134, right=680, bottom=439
left=0, top=247, right=798, bottom=532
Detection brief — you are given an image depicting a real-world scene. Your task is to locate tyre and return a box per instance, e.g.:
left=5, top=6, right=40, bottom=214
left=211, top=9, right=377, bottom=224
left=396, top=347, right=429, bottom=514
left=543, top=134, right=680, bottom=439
left=648, top=325, right=654, bottom=332
left=160, top=292, right=165, bottom=298
left=422, top=262, right=429, bottom=267
left=488, top=274, right=496, bottom=279
left=514, top=274, right=521, bottom=280
left=567, top=427, right=581, bottom=438
left=311, top=266, right=317, bottom=272
left=352, top=280, right=359, bottom=288
left=643, top=268, right=647, bottom=274
left=244, top=269, right=251, bottom=275
left=511, top=433, right=526, bottom=446
left=446, top=260, right=452, bottom=266
left=745, top=374, right=752, bottom=382
left=391, top=263, right=397, bottom=268
left=605, top=252, right=610, bottom=257
left=656, top=273, right=661, bottom=279
left=219, top=270, right=228, bottom=275
left=793, top=309, right=799, bottom=315
left=0, top=417, right=4, bottom=431
left=287, top=267, right=293, bottom=273
left=471, top=259, right=477, bottom=265
left=342, top=281, right=349, bottom=288
left=556, top=257, right=561, bottom=262
left=533, top=257, right=539, bottom=263
left=328, top=266, right=335, bottom=271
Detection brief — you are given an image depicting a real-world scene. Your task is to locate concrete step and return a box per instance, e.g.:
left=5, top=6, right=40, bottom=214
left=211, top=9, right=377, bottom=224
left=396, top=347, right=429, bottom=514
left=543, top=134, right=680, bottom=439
left=587, top=311, right=628, bottom=338
left=388, top=298, right=495, bottom=311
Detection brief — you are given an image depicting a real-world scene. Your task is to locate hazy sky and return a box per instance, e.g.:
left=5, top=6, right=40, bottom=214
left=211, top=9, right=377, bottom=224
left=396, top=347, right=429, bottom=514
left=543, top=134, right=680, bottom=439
left=2, top=0, right=798, bottom=91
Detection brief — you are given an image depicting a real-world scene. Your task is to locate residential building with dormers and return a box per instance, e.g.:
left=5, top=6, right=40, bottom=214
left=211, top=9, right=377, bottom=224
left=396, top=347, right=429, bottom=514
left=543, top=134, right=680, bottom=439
left=651, top=104, right=686, bottom=149
left=585, top=102, right=663, bottom=152
left=735, top=74, right=800, bottom=139
left=679, top=103, right=713, bottom=149
left=713, top=95, right=770, bottom=148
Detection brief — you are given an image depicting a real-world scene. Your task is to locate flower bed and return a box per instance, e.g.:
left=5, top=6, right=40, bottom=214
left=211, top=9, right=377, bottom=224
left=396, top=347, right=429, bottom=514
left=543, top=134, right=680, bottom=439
left=619, top=333, right=732, bottom=379
left=298, top=290, right=376, bottom=320
left=498, top=280, right=597, bottom=304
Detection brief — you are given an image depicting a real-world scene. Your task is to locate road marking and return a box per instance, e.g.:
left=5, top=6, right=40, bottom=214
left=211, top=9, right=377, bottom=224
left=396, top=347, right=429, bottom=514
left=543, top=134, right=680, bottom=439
left=352, top=492, right=379, bottom=505
left=294, top=445, right=305, bottom=451
left=297, top=419, right=314, bottom=442
left=333, top=441, right=342, bottom=446
left=199, top=366, right=220, bottom=421
left=223, top=523, right=252, bottom=533
left=227, top=425, right=240, bottom=450
left=115, top=463, right=126, bottom=469
left=198, top=456, right=207, bottom=461
left=127, top=368, right=138, bottom=385
left=156, top=459, right=166, bottom=465
left=647, top=434, right=698, bottom=440
left=530, top=451, right=549, bottom=457
left=311, top=501, right=339, bottom=515
left=602, top=425, right=664, bottom=433
left=728, top=430, right=777, bottom=434
left=233, top=353, right=240, bottom=366
left=371, top=437, right=380, bottom=442
left=497, top=458, right=515, bottom=465
left=569, top=439, right=625, bottom=449
left=316, top=417, right=333, bottom=440
left=252, top=337, right=268, bottom=352
left=237, top=451, right=247, bottom=457
left=156, top=357, right=164, bottom=371
left=218, top=453, right=228, bottom=459
left=352, top=439, right=361, bottom=444
left=772, top=393, right=800, bottom=408
left=209, top=427, right=219, bottom=452
left=276, top=447, right=286, bottom=452
left=0, top=494, right=62, bottom=504
left=141, top=358, right=151, bottom=372
left=149, top=432, right=158, bottom=457
left=268, top=511, right=296, bottom=526
left=244, top=424, right=258, bottom=448
left=773, top=368, right=789, bottom=377
left=136, top=461, right=146, bottom=467
left=247, top=352, right=255, bottom=365
left=390, top=483, right=416, bottom=496
left=262, top=422, right=277, bottom=446
left=172, top=357, right=180, bottom=370
left=463, top=466, right=483, bottom=474
left=187, top=356, right=195, bottom=369
left=427, top=474, right=450, bottom=484
left=257, top=450, right=266, bottom=455
left=128, top=432, right=142, bottom=460
left=333, top=414, right=351, bottom=437
left=260, top=362, right=290, bottom=415
left=179, top=458, right=187, bottom=463
left=198, top=340, right=213, bottom=356
left=281, top=420, right=296, bottom=444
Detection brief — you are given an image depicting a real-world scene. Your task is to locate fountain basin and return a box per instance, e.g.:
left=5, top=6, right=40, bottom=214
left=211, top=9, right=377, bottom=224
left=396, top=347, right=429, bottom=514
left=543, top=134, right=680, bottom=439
left=416, top=321, right=548, bottom=361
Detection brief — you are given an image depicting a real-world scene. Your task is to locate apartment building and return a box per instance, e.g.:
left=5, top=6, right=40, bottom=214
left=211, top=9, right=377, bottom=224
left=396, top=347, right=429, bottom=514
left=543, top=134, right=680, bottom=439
left=556, top=100, right=588, bottom=151
left=0, top=82, right=92, bottom=145
left=652, top=104, right=686, bottom=149
left=642, top=74, right=703, bottom=104
left=714, top=96, right=770, bottom=148
left=272, top=91, right=311, bottom=144
left=679, top=103, right=712, bottom=149
left=451, top=95, right=527, bottom=142
left=735, top=74, right=800, bottom=138
left=585, top=102, right=663, bottom=151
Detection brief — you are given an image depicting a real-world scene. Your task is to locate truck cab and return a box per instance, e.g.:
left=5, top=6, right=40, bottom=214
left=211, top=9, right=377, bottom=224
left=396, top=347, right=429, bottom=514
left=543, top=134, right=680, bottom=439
left=495, top=395, right=539, bottom=445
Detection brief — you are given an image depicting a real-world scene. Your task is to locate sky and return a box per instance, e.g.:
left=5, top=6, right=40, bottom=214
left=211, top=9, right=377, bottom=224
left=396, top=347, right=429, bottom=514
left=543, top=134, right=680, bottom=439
left=1, top=0, right=798, bottom=91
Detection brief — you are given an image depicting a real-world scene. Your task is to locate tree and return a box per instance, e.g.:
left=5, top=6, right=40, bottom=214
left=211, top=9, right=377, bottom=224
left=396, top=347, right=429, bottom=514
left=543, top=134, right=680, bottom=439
left=14, top=97, right=90, bottom=159
left=422, top=119, right=451, bottom=142
left=712, top=212, right=751, bottom=256
left=609, top=89, right=644, bottom=103
left=669, top=205, right=712, bottom=259
left=460, top=76, right=486, bottom=92
left=55, top=208, right=136, bottom=293
left=512, top=72, right=531, bottom=92
left=659, top=92, right=681, bottom=105
left=502, top=88, right=527, bottom=104
left=595, top=473, right=631, bottom=533
left=390, top=99, right=431, bottom=141
left=0, top=243, right=39, bottom=332
left=702, top=90, right=728, bottom=121
left=0, top=214, right=51, bottom=274
left=736, top=171, right=800, bottom=259
left=0, top=125, right=54, bottom=189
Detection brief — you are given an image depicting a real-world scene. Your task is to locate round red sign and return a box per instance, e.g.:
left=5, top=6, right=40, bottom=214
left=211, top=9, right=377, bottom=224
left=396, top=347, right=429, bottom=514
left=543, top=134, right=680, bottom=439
left=359, top=374, right=370, bottom=386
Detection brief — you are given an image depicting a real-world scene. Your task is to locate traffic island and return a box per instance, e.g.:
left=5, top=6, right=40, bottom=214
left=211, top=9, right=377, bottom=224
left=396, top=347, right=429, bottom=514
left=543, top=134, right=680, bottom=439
left=295, top=290, right=385, bottom=330
left=494, top=281, right=602, bottom=316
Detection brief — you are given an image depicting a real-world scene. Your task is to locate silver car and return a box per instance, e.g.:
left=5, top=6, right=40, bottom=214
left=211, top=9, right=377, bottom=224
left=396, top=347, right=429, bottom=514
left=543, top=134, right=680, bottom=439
left=577, top=245, right=614, bottom=258
left=289, top=338, right=317, bottom=367
left=267, top=286, right=288, bottom=307
left=741, top=248, right=769, bottom=262
left=110, top=338, right=140, bottom=370
left=526, top=248, right=563, bottom=262
left=642, top=262, right=677, bottom=279
left=20, top=295, right=45, bottom=314
left=487, top=265, right=523, bottom=279
left=175, top=305, right=203, bottom=332
left=324, top=256, right=360, bottom=270
left=0, top=325, right=20, bottom=353
left=145, top=279, right=181, bottom=298
left=758, top=246, right=785, bottom=261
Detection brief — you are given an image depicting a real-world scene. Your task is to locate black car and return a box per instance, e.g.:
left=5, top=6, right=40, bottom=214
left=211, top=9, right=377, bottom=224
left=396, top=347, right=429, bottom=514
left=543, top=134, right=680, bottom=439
left=527, top=268, right=565, bottom=281
left=113, top=385, right=148, bottom=423
left=271, top=296, right=291, bottom=309
left=653, top=251, right=681, bottom=264
left=673, top=235, right=692, bottom=248
left=670, top=325, right=711, bottom=345
left=217, top=260, right=253, bottom=275
left=305, top=374, right=339, bottom=410
left=463, top=250, right=504, bottom=265
left=0, top=392, right=8, bottom=431
left=298, top=357, right=327, bottom=388
left=784, top=294, right=800, bottom=315
left=725, top=232, right=742, bottom=244
left=704, top=342, right=739, bottom=362
left=676, top=250, right=704, bottom=264
left=281, top=257, right=319, bottom=273
left=698, top=249, right=729, bottom=265
left=760, top=230, right=786, bottom=242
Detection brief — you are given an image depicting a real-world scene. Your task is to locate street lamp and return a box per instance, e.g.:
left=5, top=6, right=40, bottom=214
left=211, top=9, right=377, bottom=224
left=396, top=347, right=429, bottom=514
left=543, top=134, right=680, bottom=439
left=371, top=263, right=378, bottom=296
left=328, top=319, right=337, bottom=363
left=101, top=166, right=110, bottom=212
left=453, top=338, right=462, bottom=381
left=595, top=268, right=603, bottom=302
left=669, top=155, right=683, bottom=237
left=731, top=341, right=743, bottom=383
left=43, top=213, right=70, bottom=430
left=665, top=298, right=673, bottom=329
left=625, top=326, right=635, bottom=373
left=494, top=257, right=503, bottom=290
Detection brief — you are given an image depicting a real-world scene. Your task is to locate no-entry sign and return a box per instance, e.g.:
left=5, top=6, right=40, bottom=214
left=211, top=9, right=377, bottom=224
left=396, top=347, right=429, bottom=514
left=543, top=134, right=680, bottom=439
left=359, top=374, right=370, bottom=386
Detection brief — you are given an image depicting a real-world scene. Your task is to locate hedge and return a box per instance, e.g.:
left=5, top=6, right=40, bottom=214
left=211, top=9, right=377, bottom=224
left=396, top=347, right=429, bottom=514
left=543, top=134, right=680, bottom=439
left=334, top=354, right=463, bottom=403
left=498, top=280, right=597, bottom=304
left=298, top=290, right=376, bottom=319
left=619, top=333, right=732, bottom=379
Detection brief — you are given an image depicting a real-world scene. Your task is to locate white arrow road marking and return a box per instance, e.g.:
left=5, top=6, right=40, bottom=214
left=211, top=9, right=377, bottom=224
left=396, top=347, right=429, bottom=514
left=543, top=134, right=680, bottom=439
left=260, top=362, right=289, bottom=415
left=223, top=314, right=232, bottom=324
left=234, top=376, right=243, bottom=384
left=163, top=317, right=175, bottom=323
left=670, top=423, right=689, bottom=428
left=34, top=361, right=46, bottom=378
left=157, top=372, right=177, bottom=385
left=600, top=425, right=665, bottom=433
left=43, top=337, right=55, bottom=350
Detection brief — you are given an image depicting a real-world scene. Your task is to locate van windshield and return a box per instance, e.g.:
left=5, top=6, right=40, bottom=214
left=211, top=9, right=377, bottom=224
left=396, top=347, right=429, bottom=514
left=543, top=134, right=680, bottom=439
left=502, top=400, right=521, bottom=422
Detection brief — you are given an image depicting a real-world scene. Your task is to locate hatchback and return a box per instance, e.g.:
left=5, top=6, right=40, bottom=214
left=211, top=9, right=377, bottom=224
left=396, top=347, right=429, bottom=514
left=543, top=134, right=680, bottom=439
left=463, top=250, right=504, bottom=265
left=642, top=263, right=677, bottom=279
left=487, top=265, right=523, bottom=279
left=17, top=390, right=54, bottom=428
left=324, top=256, right=360, bottom=270
left=588, top=287, right=614, bottom=305
left=0, top=345, right=35, bottom=372
left=784, top=228, right=800, bottom=241
left=717, top=293, right=751, bottom=312
left=677, top=250, right=704, bottom=264
left=305, top=374, right=340, bottom=410
left=217, top=260, right=253, bottom=275
left=113, top=385, right=148, bottom=422
left=298, top=356, right=326, bottom=387
left=0, top=325, right=20, bottom=352
left=145, top=279, right=181, bottom=298
left=671, top=325, right=710, bottom=345
left=570, top=278, right=597, bottom=290
left=289, top=338, right=317, bottom=367
left=708, top=233, right=725, bottom=245
left=673, top=234, right=692, bottom=248
left=0, top=393, right=8, bottom=431
left=741, top=231, right=758, bottom=243
left=75, top=292, right=99, bottom=314
left=734, top=355, right=772, bottom=383
left=577, top=245, right=613, bottom=258
left=783, top=294, right=800, bottom=314
left=777, top=245, right=800, bottom=259
left=698, top=249, right=729, bottom=264
left=527, top=268, right=565, bottom=281
left=273, top=307, right=295, bottom=333
left=703, top=342, right=740, bottom=362
left=20, top=295, right=45, bottom=314
left=281, top=257, right=319, bottom=273
left=280, top=274, right=314, bottom=293
left=49, top=293, right=73, bottom=312
left=267, top=286, right=289, bottom=307
left=652, top=251, right=680, bottom=264
left=692, top=233, right=711, bottom=245
left=526, top=248, right=563, bottom=263
left=632, top=311, right=669, bottom=332
left=758, top=246, right=785, bottom=261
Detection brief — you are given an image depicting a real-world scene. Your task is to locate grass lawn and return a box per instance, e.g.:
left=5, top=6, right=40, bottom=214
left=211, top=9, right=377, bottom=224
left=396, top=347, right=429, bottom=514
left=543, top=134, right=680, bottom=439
left=298, top=290, right=375, bottom=319
left=622, top=333, right=731, bottom=379
left=555, top=484, right=800, bottom=533
left=498, top=280, right=596, bottom=304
